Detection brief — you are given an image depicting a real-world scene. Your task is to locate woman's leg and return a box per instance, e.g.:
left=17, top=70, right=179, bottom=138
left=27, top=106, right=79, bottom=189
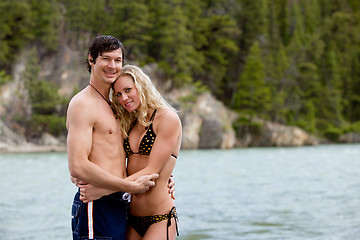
left=143, top=217, right=178, bottom=240
left=126, top=226, right=142, bottom=240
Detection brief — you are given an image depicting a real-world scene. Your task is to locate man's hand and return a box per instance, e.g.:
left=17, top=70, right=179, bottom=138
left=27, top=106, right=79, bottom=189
left=168, top=175, right=175, bottom=200
left=132, top=174, right=159, bottom=194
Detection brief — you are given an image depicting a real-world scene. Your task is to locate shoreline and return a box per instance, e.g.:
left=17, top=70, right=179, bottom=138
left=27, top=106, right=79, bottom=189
left=0, top=141, right=359, bottom=154
left=0, top=142, right=67, bottom=153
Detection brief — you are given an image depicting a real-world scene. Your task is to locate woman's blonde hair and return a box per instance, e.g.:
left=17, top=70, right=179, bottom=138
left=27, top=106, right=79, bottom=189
left=111, top=64, right=175, bottom=138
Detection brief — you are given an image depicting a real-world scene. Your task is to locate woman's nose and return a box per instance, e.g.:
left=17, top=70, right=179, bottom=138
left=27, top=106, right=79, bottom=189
left=121, top=93, right=128, bottom=101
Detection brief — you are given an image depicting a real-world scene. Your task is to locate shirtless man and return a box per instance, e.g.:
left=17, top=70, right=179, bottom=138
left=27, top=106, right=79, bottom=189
left=66, top=35, right=158, bottom=240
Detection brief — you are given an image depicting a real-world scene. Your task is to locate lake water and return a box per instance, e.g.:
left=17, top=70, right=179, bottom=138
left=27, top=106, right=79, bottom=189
left=0, top=144, right=359, bottom=240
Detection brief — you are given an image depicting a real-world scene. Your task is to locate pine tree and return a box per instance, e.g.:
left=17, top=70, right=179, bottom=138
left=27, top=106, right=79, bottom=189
left=23, top=47, right=66, bottom=136
left=233, top=41, right=271, bottom=119
left=0, top=1, right=34, bottom=64
left=107, top=0, right=151, bottom=59
left=274, top=0, right=290, bottom=46
left=29, top=0, right=61, bottom=51
left=147, top=0, right=201, bottom=87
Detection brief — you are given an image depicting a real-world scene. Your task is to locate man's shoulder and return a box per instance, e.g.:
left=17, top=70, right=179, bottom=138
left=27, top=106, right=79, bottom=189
left=68, top=88, right=93, bottom=109
left=67, top=89, right=98, bottom=122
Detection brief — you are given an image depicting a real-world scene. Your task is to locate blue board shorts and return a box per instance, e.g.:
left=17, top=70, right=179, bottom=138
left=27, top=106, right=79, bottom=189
left=71, top=190, right=130, bottom=240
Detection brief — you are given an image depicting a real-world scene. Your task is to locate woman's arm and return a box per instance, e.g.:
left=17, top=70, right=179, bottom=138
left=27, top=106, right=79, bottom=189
left=125, top=110, right=182, bottom=181
left=76, top=176, right=176, bottom=202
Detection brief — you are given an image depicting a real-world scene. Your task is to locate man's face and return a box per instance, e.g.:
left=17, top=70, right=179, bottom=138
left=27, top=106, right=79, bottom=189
left=89, top=49, right=123, bottom=84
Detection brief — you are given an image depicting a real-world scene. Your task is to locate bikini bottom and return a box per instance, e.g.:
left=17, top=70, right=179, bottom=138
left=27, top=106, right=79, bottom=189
left=128, top=206, right=179, bottom=240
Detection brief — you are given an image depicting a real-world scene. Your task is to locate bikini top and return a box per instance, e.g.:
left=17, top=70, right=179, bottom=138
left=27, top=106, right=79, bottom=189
left=124, top=109, right=178, bottom=159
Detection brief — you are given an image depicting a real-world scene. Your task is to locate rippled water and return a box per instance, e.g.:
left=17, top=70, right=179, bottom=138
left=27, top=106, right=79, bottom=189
left=1, top=144, right=360, bottom=239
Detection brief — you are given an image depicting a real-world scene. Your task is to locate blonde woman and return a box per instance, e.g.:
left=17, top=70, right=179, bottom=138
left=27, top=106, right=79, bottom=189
left=80, top=65, right=182, bottom=240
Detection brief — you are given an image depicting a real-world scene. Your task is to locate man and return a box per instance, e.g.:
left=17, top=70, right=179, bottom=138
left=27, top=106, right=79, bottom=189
left=67, top=35, right=159, bottom=240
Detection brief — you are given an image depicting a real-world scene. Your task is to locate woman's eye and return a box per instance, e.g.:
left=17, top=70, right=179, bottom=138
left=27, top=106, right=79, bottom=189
left=116, top=92, right=121, bottom=97
left=125, top=88, right=131, bottom=92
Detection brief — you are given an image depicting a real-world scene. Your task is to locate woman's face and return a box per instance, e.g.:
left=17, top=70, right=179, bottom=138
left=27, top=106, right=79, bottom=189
left=113, top=75, right=141, bottom=112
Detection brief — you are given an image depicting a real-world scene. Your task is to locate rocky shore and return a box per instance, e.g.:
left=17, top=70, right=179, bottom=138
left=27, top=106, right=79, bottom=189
left=0, top=142, right=66, bottom=153
left=0, top=91, right=320, bottom=153
left=0, top=120, right=66, bottom=153
left=1, top=48, right=358, bottom=152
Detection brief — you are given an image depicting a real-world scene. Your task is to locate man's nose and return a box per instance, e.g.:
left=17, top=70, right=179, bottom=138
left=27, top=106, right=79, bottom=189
left=108, top=60, right=116, bottom=68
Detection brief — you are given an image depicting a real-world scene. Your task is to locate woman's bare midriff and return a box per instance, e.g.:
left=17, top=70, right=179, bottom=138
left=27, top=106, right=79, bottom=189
left=127, top=155, right=176, bottom=216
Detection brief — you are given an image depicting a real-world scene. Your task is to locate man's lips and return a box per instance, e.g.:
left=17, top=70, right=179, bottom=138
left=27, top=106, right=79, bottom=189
left=104, top=71, right=117, bottom=77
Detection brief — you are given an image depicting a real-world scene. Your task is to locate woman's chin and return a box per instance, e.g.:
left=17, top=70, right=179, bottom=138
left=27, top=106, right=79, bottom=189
left=124, top=106, right=136, bottom=113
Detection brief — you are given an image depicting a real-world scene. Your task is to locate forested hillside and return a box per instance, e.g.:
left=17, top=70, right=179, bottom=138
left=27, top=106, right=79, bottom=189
left=0, top=0, right=360, bottom=142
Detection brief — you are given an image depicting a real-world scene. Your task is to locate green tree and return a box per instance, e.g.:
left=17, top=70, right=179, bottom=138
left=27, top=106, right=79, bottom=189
left=195, top=0, right=239, bottom=101
left=223, top=0, right=267, bottom=104
left=23, top=48, right=66, bottom=136
left=29, top=0, right=61, bottom=51
left=147, top=0, right=200, bottom=87
left=107, top=0, right=151, bottom=59
left=265, top=42, right=290, bottom=123
left=0, top=70, right=11, bottom=88
left=62, top=0, right=107, bottom=40
left=274, top=0, right=290, bottom=45
left=0, top=1, right=34, bottom=65
left=200, top=14, right=239, bottom=96
left=236, top=0, right=268, bottom=52
left=233, top=41, right=271, bottom=119
left=322, top=11, right=360, bottom=122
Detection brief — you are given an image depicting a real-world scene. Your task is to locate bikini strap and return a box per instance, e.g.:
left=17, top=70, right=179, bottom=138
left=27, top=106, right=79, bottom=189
left=166, top=206, right=179, bottom=240
left=145, top=109, right=157, bottom=130
left=149, top=109, right=157, bottom=122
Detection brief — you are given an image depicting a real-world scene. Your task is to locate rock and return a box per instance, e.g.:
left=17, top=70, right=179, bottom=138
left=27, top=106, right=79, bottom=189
left=38, top=132, right=61, bottom=146
left=178, top=92, right=237, bottom=149
left=199, top=118, right=223, bottom=149
left=0, top=45, right=320, bottom=151
left=0, top=119, right=66, bottom=153
left=0, top=119, right=26, bottom=145
left=180, top=113, right=202, bottom=149
left=241, top=121, right=318, bottom=147
left=339, top=133, right=360, bottom=143
left=0, top=142, right=66, bottom=153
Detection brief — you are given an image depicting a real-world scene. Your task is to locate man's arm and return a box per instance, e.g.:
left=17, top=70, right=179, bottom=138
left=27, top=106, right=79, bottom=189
left=76, top=175, right=176, bottom=202
left=66, top=97, right=157, bottom=193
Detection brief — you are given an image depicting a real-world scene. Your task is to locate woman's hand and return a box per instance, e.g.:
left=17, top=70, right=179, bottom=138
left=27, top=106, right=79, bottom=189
left=71, top=176, right=88, bottom=186
left=79, top=184, right=113, bottom=203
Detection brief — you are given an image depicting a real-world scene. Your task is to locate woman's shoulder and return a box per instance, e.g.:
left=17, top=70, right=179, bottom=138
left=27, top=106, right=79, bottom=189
left=156, top=108, right=180, bottom=121
left=155, top=108, right=182, bottom=130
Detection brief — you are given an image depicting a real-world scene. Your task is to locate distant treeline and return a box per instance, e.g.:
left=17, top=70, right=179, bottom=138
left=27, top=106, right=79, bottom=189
left=1, top=0, right=360, bottom=140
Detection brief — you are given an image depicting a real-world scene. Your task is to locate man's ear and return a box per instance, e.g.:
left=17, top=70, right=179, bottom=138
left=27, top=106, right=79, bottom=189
left=88, top=54, right=93, bottom=64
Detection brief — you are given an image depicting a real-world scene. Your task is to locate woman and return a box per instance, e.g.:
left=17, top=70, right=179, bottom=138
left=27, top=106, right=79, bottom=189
left=80, top=65, right=182, bottom=240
